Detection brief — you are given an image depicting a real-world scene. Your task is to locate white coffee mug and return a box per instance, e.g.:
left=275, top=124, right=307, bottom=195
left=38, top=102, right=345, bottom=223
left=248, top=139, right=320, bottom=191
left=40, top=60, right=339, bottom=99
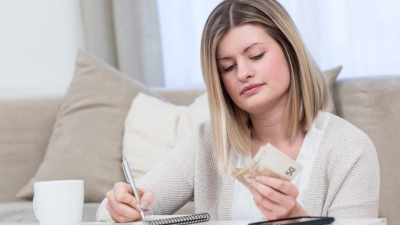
left=33, top=180, right=84, bottom=225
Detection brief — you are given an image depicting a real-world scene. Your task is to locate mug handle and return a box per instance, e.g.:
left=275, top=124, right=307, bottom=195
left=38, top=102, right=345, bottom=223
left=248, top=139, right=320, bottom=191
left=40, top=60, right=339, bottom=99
left=33, top=195, right=40, bottom=221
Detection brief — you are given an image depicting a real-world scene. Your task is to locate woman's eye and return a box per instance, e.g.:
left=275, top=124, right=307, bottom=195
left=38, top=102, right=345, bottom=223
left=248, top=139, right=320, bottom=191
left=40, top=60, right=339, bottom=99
left=251, top=52, right=264, bottom=60
left=223, top=65, right=235, bottom=72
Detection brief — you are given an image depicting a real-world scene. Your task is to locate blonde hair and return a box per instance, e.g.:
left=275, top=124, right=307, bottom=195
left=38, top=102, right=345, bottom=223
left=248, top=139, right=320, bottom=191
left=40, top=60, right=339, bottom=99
left=201, top=0, right=329, bottom=172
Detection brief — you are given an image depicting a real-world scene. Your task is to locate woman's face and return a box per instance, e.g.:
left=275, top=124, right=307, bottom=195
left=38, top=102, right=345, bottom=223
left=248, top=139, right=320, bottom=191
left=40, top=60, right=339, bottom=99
left=217, top=23, right=291, bottom=116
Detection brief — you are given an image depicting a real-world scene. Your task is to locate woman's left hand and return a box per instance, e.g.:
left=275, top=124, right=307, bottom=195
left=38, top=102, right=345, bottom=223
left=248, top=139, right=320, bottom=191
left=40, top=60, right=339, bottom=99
left=248, top=176, right=308, bottom=220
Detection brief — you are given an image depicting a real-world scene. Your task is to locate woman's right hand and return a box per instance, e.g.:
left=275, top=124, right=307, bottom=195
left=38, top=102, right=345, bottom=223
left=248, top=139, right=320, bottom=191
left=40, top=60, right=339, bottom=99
left=106, top=182, right=154, bottom=223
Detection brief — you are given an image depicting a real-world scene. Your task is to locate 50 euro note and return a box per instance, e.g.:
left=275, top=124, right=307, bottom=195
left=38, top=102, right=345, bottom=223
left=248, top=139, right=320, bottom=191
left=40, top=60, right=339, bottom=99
left=232, top=143, right=303, bottom=189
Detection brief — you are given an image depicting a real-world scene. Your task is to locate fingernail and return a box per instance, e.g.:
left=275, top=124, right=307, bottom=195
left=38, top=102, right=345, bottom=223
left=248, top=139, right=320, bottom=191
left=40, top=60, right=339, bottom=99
left=141, top=201, right=148, bottom=210
left=245, top=178, right=252, bottom=185
left=134, top=204, right=142, bottom=212
left=255, top=176, right=261, bottom=181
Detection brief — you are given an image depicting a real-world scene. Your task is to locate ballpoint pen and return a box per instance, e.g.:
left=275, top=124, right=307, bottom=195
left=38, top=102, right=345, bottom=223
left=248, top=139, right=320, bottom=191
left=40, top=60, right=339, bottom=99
left=122, top=157, right=146, bottom=221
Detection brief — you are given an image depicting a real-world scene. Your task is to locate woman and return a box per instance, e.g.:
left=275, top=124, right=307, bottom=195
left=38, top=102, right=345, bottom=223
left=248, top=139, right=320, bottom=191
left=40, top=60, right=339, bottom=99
left=97, top=0, right=379, bottom=222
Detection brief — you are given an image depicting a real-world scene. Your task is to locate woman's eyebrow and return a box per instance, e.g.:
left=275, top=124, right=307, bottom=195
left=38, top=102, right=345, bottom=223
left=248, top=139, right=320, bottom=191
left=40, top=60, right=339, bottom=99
left=217, top=42, right=265, bottom=61
left=243, top=42, right=264, bottom=53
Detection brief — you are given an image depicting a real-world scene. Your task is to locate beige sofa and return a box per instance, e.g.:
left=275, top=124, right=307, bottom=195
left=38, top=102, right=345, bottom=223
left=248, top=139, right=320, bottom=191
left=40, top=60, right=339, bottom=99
left=0, top=51, right=399, bottom=224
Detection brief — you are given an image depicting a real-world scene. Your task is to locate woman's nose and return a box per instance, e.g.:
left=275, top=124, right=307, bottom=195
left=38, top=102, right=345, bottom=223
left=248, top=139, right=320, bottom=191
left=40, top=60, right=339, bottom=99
left=237, top=60, right=255, bottom=81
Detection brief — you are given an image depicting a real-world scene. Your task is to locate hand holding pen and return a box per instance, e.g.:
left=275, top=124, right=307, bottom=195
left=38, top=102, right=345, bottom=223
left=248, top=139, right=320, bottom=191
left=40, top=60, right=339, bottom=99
left=122, top=157, right=146, bottom=220
left=105, top=158, right=154, bottom=223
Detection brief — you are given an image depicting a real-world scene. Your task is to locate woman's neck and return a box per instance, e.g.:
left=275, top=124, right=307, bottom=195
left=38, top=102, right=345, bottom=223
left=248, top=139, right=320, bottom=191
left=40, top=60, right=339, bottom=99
left=249, top=108, right=305, bottom=160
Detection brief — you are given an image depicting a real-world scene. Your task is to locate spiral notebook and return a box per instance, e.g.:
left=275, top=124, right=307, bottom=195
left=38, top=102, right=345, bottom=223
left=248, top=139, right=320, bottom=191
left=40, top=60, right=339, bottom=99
left=135, top=213, right=210, bottom=225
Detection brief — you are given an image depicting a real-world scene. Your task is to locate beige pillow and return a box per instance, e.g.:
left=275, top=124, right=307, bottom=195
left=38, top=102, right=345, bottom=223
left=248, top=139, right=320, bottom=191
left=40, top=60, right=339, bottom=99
left=323, top=65, right=342, bottom=114
left=123, top=92, right=209, bottom=178
left=16, top=50, right=165, bottom=202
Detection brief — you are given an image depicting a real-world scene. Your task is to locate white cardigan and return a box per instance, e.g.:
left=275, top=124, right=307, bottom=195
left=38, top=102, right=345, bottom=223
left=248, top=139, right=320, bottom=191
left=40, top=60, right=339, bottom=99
left=231, top=111, right=332, bottom=220
left=97, top=114, right=380, bottom=221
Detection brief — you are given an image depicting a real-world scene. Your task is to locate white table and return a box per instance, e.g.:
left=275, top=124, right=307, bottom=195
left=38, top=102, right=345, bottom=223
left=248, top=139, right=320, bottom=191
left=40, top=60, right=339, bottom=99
left=89, top=219, right=387, bottom=225
left=0, top=218, right=386, bottom=225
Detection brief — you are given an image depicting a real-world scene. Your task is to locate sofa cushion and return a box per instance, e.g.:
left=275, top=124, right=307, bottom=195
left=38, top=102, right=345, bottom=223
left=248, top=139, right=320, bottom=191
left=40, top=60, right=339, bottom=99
left=334, top=76, right=400, bottom=223
left=150, top=88, right=207, bottom=106
left=16, top=50, right=165, bottom=202
left=323, top=65, right=342, bottom=114
left=123, top=92, right=210, bottom=178
left=0, top=97, right=63, bottom=202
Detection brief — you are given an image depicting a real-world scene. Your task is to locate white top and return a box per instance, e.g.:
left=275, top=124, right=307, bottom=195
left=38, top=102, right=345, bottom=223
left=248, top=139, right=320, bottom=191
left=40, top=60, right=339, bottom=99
left=231, top=111, right=331, bottom=220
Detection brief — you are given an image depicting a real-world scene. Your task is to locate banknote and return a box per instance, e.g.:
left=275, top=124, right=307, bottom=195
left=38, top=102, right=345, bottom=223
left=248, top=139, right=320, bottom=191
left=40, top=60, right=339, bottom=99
left=232, top=143, right=303, bottom=189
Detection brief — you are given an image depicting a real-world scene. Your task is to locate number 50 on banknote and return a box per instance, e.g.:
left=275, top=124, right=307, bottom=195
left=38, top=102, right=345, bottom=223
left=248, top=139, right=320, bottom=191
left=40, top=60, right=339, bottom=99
left=232, top=143, right=303, bottom=189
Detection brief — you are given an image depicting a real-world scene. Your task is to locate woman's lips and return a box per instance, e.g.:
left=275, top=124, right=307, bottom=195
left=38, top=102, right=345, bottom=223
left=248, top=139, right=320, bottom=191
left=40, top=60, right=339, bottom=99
left=241, top=84, right=263, bottom=96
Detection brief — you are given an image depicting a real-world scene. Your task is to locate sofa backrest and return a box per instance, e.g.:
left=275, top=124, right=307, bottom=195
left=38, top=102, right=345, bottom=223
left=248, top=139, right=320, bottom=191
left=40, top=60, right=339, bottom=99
left=0, top=96, right=63, bottom=202
left=334, top=76, right=400, bottom=225
left=151, top=88, right=206, bottom=106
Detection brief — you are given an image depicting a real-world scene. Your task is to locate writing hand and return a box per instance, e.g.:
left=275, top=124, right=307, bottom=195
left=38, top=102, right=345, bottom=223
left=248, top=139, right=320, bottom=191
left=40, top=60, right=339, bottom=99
left=106, top=182, right=154, bottom=223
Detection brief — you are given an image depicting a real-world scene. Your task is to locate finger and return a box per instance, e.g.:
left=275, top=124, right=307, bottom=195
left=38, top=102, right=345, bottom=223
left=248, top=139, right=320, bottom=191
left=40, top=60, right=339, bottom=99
left=256, top=203, right=276, bottom=220
left=251, top=180, right=289, bottom=205
left=256, top=203, right=280, bottom=221
left=106, top=197, right=140, bottom=223
left=251, top=177, right=298, bottom=213
left=105, top=201, right=118, bottom=219
left=116, top=182, right=134, bottom=195
left=254, top=176, right=298, bottom=197
left=114, top=201, right=141, bottom=219
left=114, top=183, right=140, bottom=208
left=251, top=189, right=285, bottom=220
left=138, top=188, right=155, bottom=210
left=251, top=188, right=283, bottom=213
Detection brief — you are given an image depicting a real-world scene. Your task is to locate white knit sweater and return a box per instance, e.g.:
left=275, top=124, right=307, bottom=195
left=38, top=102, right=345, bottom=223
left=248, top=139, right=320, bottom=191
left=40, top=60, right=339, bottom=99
left=97, top=114, right=380, bottom=221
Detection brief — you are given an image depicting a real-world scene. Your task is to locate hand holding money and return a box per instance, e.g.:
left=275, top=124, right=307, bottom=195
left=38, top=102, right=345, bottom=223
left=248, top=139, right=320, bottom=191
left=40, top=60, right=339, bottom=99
left=232, top=143, right=308, bottom=219
left=232, top=143, right=303, bottom=189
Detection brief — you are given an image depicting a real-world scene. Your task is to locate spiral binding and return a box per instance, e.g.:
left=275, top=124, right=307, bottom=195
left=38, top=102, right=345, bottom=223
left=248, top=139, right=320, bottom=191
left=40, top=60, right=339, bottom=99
left=144, top=213, right=210, bottom=225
